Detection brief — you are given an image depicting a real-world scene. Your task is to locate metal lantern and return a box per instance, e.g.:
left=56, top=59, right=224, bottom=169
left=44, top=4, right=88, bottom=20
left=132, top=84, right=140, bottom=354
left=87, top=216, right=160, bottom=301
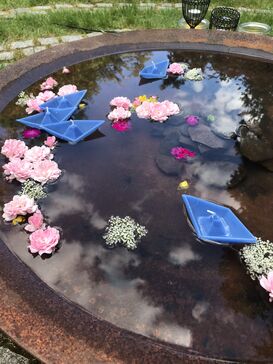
left=209, top=7, right=241, bottom=31
left=182, top=0, right=211, bottom=29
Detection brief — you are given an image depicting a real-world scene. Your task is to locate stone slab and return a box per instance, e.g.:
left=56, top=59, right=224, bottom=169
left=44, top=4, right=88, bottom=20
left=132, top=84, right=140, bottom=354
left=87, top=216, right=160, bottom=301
left=0, top=52, right=14, bottom=61
left=188, top=124, right=226, bottom=149
left=10, top=40, right=34, bottom=49
left=38, top=37, right=59, bottom=46
left=60, top=35, right=85, bottom=42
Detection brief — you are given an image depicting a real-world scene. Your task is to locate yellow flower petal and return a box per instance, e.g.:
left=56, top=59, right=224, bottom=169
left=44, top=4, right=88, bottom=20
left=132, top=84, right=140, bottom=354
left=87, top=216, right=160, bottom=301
left=12, top=216, right=26, bottom=225
left=177, top=181, right=189, bottom=190
left=79, top=103, right=86, bottom=109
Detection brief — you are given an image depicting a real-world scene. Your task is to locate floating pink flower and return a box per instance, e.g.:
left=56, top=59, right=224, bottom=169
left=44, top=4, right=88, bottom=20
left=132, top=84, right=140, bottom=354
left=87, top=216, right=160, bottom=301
left=108, top=107, right=131, bottom=122
left=149, top=102, right=169, bottom=122
left=171, top=147, right=196, bottom=160
left=2, top=195, right=37, bottom=222
left=112, top=119, right=131, bottom=132
left=136, top=101, right=153, bottom=119
left=31, top=159, right=61, bottom=185
left=62, top=66, right=70, bottom=74
left=37, top=91, right=56, bottom=103
left=110, top=96, right=132, bottom=110
left=3, top=158, right=32, bottom=182
left=161, top=100, right=180, bottom=116
left=185, top=115, right=199, bottom=126
left=22, top=128, right=41, bottom=139
left=44, top=136, right=57, bottom=149
left=25, top=98, right=43, bottom=114
left=260, top=272, right=273, bottom=302
left=40, top=77, right=58, bottom=91
left=1, top=139, right=28, bottom=160
left=132, top=98, right=142, bottom=108
left=25, top=209, right=45, bottom=232
left=28, top=226, right=60, bottom=255
left=167, top=63, right=185, bottom=75
left=58, top=84, right=78, bottom=96
left=24, top=146, right=53, bottom=163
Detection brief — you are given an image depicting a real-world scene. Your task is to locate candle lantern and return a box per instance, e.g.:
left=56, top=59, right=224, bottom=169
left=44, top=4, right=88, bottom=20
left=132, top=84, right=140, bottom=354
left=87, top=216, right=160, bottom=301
left=209, top=7, right=240, bottom=31
left=182, top=0, right=211, bottom=29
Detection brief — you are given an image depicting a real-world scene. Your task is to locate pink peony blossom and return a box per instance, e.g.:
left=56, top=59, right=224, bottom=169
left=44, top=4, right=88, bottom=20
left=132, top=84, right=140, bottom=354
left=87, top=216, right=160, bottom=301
left=25, top=209, right=45, bottom=232
left=40, top=77, right=58, bottom=91
left=28, top=226, right=60, bottom=255
left=62, top=66, right=70, bottom=74
left=110, top=97, right=132, bottom=110
left=25, top=98, right=43, bottom=114
left=136, top=101, right=153, bottom=119
left=44, top=136, right=57, bottom=149
left=185, top=115, right=199, bottom=126
left=1, top=139, right=28, bottom=160
left=167, top=63, right=185, bottom=75
left=31, top=159, right=61, bottom=185
left=58, top=84, right=78, bottom=96
left=37, top=91, right=56, bottom=103
left=2, top=195, right=37, bottom=222
left=161, top=100, right=180, bottom=116
left=260, top=272, right=273, bottom=302
left=24, top=146, right=53, bottom=163
left=149, top=102, right=169, bottom=122
left=108, top=107, right=131, bottom=122
left=3, top=158, right=32, bottom=182
left=132, top=98, right=142, bottom=108
left=22, top=128, right=41, bottom=139
left=171, top=147, right=196, bottom=160
left=112, top=119, right=131, bottom=132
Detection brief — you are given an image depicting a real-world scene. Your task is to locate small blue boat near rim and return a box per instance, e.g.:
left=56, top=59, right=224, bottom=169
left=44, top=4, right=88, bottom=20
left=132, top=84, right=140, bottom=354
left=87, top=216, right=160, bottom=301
left=182, top=194, right=257, bottom=244
left=139, top=60, right=169, bottom=79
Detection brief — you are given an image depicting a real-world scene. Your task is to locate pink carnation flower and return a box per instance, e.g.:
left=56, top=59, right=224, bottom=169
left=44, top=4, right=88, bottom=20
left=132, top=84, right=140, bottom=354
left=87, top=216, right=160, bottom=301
left=149, top=102, right=169, bottom=122
left=161, top=100, right=180, bottom=116
left=58, top=84, right=78, bottom=96
left=112, top=120, right=131, bottom=132
left=25, top=209, right=45, bottom=232
left=28, top=226, right=60, bottom=255
left=40, top=77, right=58, bottom=91
left=260, top=272, right=273, bottom=302
left=24, top=146, right=53, bottom=163
left=62, top=66, right=70, bottom=74
left=3, top=158, right=32, bottom=182
left=31, top=159, right=61, bottom=185
left=1, top=139, right=28, bottom=160
left=167, top=63, right=185, bottom=75
left=171, top=147, right=196, bottom=160
left=108, top=107, right=131, bottom=122
left=110, top=97, right=132, bottom=110
left=185, top=115, right=199, bottom=126
left=22, top=128, right=41, bottom=139
left=25, top=98, right=43, bottom=114
left=37, top=91, right=56, bottom=103
left=136, top=101, right=153, bottom=119
left=44, top=136, right=57, bottom=149
left=2, top=195, right=37, bottom=222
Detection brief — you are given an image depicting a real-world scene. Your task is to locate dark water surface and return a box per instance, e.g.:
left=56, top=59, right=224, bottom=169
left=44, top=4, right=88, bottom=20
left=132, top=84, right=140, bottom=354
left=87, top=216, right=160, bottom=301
left=0, top=51, right=273, bottom=362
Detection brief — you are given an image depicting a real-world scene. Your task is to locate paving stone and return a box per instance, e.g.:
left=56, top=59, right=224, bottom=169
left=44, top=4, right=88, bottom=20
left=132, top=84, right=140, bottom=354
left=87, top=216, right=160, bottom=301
left=55, top=4, right=74, bottom=9
left=96, top=3, right=113, bottom=7
left=76, top=4, right=94, bottom=8
left=29, top=9, right=47, bottom=15
left=60, top=35, right=84, bottom=43
left=15, top=7, right=30, bottom=14
left=34, top=46, right=47, bottom=53
left=86, top=32, right=103, bottom=38
left=0, top=51, right=14, bottom=61
left=33, top=5, right=52, bottom=10
left=0, top=45, right=5, bottom=52
left=10, top=40, right=34, bottom=49
left=22, top=47, right=35, bottom=56
left=2, top=9, right=16, bottom=17
left=38, top=37, right=59, bottom=46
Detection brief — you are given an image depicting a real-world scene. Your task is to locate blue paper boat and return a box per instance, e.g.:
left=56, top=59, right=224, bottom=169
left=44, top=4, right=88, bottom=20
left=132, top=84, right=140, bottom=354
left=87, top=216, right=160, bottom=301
left=182, top=194, right=257, bottom=244
left=139, top=60, right=169, bottom=79
left=42, top=119, right=105, bottom=144
left=40, top=90, right=87, bottom=110
left=16, top=107, right=76, bottom=129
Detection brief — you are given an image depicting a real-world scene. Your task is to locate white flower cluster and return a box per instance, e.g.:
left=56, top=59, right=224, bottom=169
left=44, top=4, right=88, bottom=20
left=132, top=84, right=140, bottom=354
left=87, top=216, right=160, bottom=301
left=240, top=237, right=273, bottom=280
left=184, top=68, right=203, bottom=81
left=103, top=215, right=148, bottom=250
left=16, top=91, right=34, bottom=107
left=19, top=179, right=47, bottom=200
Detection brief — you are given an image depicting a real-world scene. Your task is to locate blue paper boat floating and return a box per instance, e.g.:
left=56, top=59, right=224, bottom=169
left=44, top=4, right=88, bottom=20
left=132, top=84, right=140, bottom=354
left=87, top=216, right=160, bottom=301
left=139, top=60, right=169, bottom=79
left=182, top=194, right=257, bottom=245
left=17, top=107, right=76, bottom=129
left=40, top=90, right=87, bottom=110
left=42, top=119, right=105, bottom=144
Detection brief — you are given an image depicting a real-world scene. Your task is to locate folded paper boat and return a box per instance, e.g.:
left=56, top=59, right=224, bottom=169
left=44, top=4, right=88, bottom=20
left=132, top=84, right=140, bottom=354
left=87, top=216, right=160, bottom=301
left=139, top=60, right=169, bottom=79
left=16, top=107, right=76, bottom=129
left=40, top=90, right=87, bottom=110
left=182, top=194, right=257, bottom=244
left=42, top=119, right=105, bottom=144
